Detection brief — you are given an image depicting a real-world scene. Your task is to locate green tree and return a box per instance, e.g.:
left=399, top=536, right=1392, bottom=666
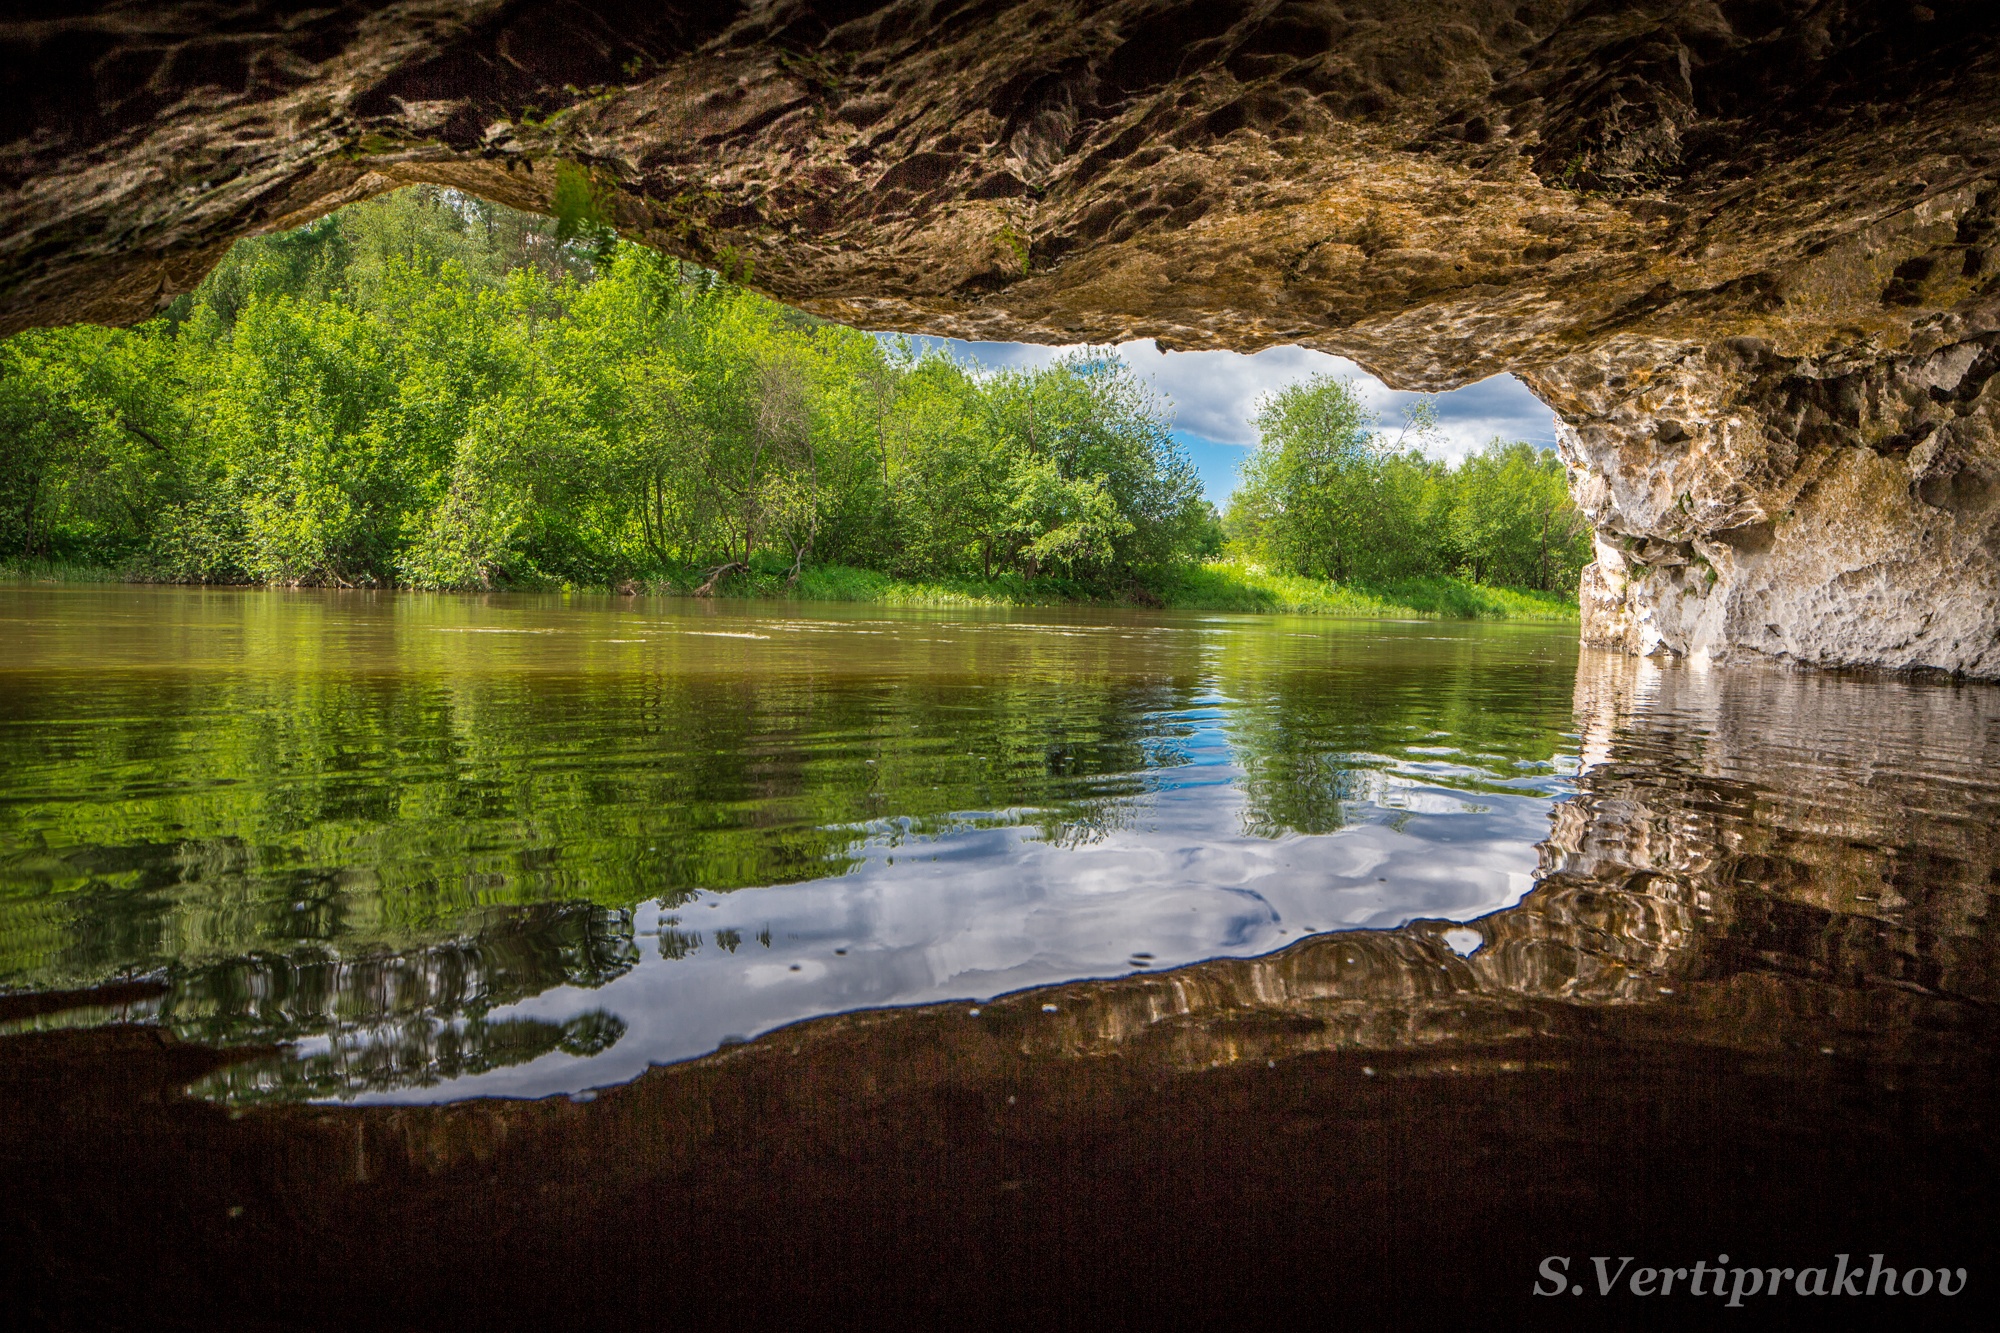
left=0, top=188, right=1238, bottom=597
left=1232, top=374, right=1397, bottom=581
left=1449, top=440, right=1591, bottom=590
left=1227, top=377, right=1589, bottom=592
left=985, top=351, right=1207, bottom=584
left=0, top=326, right=184, bottom=562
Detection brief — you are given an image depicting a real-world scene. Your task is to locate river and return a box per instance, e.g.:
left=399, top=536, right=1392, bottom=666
left=3, top=584, right=1996, bottom=1325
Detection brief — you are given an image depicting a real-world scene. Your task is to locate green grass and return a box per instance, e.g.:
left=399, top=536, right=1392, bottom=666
left=0, top=557, right=136, bottom=585
left=643, top=558, right=1576, bottom=620
left=1159, top=560, right=1578, bottom=621
left=793, top=565, right=1126, bottom=608
left=629, top=560, right=1115, bottom=608
left=2, top=556, right=1578, bottom=621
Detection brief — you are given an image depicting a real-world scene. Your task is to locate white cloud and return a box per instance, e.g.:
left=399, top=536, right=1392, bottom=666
left=355, top=719, right=1558, bottom=1101
left=884, top=336, right=1557, bottom=470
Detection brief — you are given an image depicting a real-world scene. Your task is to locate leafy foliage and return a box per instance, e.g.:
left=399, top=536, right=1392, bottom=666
left=0, top=187, right=1212, bottom=596
left=4, top=189, right=1585, bottom=604
left=1225, top=374, right=1591, bottom=593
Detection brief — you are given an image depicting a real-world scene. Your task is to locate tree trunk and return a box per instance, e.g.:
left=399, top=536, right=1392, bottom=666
left=694, top=561, right=747, bottom=597
left=1537, top=504, right=1551, bottom=590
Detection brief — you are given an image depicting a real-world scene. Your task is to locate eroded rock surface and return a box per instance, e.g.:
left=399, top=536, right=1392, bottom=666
left=5, top=2, right=2000, bottom=671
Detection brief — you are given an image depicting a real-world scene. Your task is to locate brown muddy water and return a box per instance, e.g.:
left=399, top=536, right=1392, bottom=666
left=2, top=586, right=1997, bottom=1329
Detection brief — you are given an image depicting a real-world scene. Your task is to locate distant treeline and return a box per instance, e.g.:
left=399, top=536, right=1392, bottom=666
left=0, top=187, right=1588, bottom=598
left=1226, top=379, right=1591, bottom=592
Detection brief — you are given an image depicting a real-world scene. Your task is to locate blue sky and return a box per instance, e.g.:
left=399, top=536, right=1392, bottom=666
left=887, top=336, right=1558, bottom=507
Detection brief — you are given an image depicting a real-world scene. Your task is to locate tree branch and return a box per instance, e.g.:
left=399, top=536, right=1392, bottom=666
left=122, top=421, right=168, bottom=453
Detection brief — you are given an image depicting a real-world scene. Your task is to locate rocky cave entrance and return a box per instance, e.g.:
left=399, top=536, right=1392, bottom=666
left=4, top=0, right=1997, bottom=673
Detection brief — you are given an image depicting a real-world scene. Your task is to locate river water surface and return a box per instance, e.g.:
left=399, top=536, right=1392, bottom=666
left=1, top=586, right=1582, bottom=1101
left=7, top=584, right=2000, bottom=1326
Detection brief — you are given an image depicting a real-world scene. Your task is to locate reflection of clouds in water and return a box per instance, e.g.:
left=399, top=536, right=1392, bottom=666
left=363, top=746, right=1567, bottom=1103
left=1442, top=928, right=1485, bottom=957
left=0, top=592, right=1601, bottom=1106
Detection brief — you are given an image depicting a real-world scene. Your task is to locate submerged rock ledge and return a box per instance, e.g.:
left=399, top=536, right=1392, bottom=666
left=4, top=2, right=1999, bottom=672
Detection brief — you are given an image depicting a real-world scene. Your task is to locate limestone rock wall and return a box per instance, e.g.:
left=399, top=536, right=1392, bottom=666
left=1540, top=322, right=2000, bottom=675
left=5, top=2, right=2000, bottom=672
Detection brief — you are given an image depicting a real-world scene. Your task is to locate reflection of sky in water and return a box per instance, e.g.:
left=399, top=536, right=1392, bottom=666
left=361, top=696, right=1569, bottom=1103
left=0, top=588, right=1587, bottom=1104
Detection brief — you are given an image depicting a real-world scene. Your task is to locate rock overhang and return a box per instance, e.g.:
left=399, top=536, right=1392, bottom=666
left=4, top=0, right=1999, bottom=672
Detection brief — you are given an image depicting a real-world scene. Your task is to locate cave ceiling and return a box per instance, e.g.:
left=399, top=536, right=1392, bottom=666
left=1, top=1, right=1993, bottom=387
left=7, top=1, right=2000, bottom=675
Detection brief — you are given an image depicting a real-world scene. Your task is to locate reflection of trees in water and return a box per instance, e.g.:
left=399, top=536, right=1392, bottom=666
left=159, top=900, right=638, bottom=1046
left=0, top=613, right=1673, bottom=1103
left=0, top=617, right=1593, bottom=1100
left=164, top=901, right=638, bottom=1102
left=197, top=1009, right=628, bottom=1105
left=1033, top=794, right=1136, bottom=848
left=2, top=612, right=1588, bottom=994
left=0, top=670, right=1209, bottom=988
left=1219, top=632, right=1577, bottom=839
left=13, top=640, right=1997, bottom=1102
left=1020, top=651, right=2000, bottom=1071
left=0, top=653, right=1239, bottom=1093
left=1235, top=741, right=1367, bottom=838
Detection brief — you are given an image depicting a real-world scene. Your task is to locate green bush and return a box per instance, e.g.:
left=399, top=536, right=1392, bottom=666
left=1226, top=374, right=1592, bottom=593
left=0, top=187, right=1212, bottom=598
left=1, top=188, right=1589, bottom=618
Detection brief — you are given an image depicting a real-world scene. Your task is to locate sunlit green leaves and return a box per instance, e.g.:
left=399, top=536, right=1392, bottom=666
left=1227, top=375, right=1591, bottom=592
left=1, top=187, right=1221, bottom=596
left=3, top=186, right=1576, bottom=602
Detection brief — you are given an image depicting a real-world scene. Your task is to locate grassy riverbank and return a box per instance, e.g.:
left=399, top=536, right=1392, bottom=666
left=0, top=559, right=132, bottom=586
left=786, top=560, right=1578, bottom=619
left=2, top=557, right=1578, bottom=621
left=1160, top=560, right=1579, bottom=620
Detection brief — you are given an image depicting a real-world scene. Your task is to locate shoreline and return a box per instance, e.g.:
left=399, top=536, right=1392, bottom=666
left=0, top=558, right=1580, bottom=623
